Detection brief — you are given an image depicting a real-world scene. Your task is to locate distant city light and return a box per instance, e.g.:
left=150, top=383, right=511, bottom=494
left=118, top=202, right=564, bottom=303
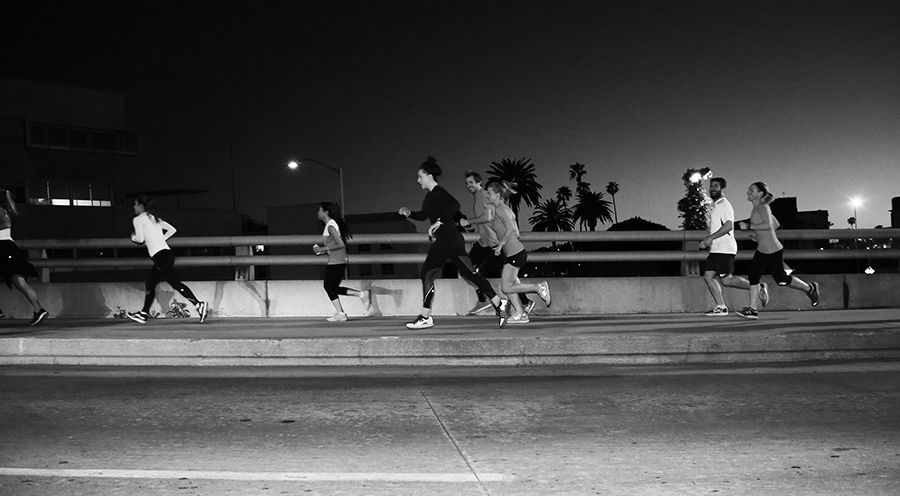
left=849, top=197, right=863, bottom=208
left=865, top=266, right=875, bottom=275
left=287, top=160, right=300, bottom=170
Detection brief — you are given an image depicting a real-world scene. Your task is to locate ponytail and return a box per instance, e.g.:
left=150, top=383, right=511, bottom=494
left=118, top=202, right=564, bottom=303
left=320, top=202, right=351, bottom=244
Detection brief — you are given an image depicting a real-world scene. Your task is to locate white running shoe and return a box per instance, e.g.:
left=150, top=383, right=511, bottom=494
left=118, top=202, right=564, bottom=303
left=507, top=314, right=530, bottom=325
left=498, top=299, right=510, bottom=328
left=466, top=301, right=494, bottom=316
left=197, top=301, right=209, bottom=323
left=126, top=310, right=148, bottom=325
left=704, top=306, right=728, bottom=317
left=759, top=283, right=770, bottom=308
left=538, top=282, right=552, bottom=307
left=524, top=300, right=537, bottom=316
left=326, top=312, right=348, bottom=322
left=362, top=305, right=376, bottom=317
left=406, top=315, right=434, bottom=329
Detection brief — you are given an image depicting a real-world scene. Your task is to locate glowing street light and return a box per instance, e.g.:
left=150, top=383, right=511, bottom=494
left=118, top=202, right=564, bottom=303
left=689, top=167, right=713, bottom=184
left=848, top=197, right=863, bottom=229
left=287, top=158, right=346, bottom=214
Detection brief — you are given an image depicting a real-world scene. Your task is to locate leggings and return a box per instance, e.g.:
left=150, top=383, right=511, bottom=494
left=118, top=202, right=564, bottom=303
left=323, top=264, right=355, bottom=300
left=749, top=250, right=794, bottom=286
left=143, top=250, right=199, bottom=312
left=422, top=232, right=497, bottom=309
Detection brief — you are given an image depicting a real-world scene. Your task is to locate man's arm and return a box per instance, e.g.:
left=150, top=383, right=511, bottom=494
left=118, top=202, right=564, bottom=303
left=467, top=203, right=494, bottom=225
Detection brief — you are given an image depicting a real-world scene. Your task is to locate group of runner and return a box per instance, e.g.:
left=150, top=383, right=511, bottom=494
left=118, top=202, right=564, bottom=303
left=0, top=161, right=819, bottom=328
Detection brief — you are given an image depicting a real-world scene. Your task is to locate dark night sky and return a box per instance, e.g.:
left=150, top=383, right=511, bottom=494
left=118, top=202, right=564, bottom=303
left=4, top=1, right=900, bottom=228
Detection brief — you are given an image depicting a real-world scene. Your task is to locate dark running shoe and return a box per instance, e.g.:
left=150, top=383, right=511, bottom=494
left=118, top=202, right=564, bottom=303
left=197, top=301, right=209, bottom=323
left=126, top=311, right=148, bottom=325
left=759, top=282, right=770, bottom=308
left=737, top=307, right=759, bottom=320
left=28, top=308, right=49, bottom=326
left=807, top=282, right=820, bottom=307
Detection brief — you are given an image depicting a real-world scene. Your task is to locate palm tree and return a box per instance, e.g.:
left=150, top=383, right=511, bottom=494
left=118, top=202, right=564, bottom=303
left=573, top=189, right=613, bottom=231
left=606, top=181, right=620, bottom=224
left=568, top=163, right=587, bottom=184
left=555, top=186, right=572, bottom=205
left=529, top=199, right=574, bottom=232
left=487, top=157, right=543, bottom=224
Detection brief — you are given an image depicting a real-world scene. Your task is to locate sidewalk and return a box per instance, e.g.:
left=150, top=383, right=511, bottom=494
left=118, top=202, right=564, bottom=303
left=1, top=309, right=898, bottom=367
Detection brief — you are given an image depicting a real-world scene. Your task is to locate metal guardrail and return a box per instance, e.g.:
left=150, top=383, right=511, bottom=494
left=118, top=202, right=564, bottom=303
left=18, top=229, right=900, bottom=271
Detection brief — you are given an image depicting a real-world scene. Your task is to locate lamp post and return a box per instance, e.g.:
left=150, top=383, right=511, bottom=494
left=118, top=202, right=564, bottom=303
left=849, top=197, right=863, bottom=229
left=288, top=158, right=346, bottom=214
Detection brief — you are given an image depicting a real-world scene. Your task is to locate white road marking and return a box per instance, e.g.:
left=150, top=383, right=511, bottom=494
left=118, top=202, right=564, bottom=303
left=0, top=467, right=508, bottom=482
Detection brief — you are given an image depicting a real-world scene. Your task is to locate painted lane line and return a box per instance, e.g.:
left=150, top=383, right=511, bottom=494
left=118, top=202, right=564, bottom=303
left=0, top=468, right=508, bottom=482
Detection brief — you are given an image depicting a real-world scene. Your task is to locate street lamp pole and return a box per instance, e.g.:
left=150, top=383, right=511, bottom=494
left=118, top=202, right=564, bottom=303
left=288, top=158, right=346, bottom=215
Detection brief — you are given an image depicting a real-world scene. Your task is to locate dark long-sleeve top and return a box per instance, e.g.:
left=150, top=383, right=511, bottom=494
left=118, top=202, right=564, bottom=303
left=409, top=185, right=461, bottom=238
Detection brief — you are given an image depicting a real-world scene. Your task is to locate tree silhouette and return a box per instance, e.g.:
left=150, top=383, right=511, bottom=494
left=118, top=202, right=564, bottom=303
left=530, top=198, right=574, bottom=233
left=677, top=169, right=709, bottom=231
left=487, top=157, right=543, bottom=224
left=568, top=163, right=591, bottom=196
left=848, top=217, right=857, bottom=228
left=555, top=186, right=573, bottom=205
left=573, top=189, right=613, bottom=231
left=606, top=181, right=620, bottom=224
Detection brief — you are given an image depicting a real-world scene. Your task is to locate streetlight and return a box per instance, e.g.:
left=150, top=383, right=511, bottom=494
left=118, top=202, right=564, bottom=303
left=849, top=197, right=863, bottom=229
left=287, top=158, right=346, bottom=214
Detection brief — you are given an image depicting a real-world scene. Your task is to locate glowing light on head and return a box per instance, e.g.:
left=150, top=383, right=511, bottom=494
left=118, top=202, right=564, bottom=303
left=287, top=161, right=300, bottom=170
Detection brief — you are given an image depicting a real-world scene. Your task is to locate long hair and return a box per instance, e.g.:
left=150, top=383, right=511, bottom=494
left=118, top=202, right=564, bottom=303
left=751, top=181, right=774, bottom=203
left=485, top=179, right=518, bottom=204
left=134, top=195, right=162, bottom=223
left=320, top=202, right=351, bottom=245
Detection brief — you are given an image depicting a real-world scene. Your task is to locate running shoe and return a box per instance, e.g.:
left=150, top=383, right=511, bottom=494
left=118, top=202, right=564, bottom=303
left=538, top=281, right=552, bottom=307
left=498, top=299, right=510, bottom=328
left=360, top=290, right=371, bottom=309
left=406, top=315, right=434, bottom=329
left=197, top=301, right=209, bottom=323
left=327, top=312, right=348, bottom=322
left=704, top=306, right=728, bottom=317
left=362, top=304, right=377, bottom=317
left=466, top=301, right=494, bottom=316
left=126, top=310, right=148, bottom=325
left=28, top=308, right=49, bottom=326
left=759, top=283, right=770, bottom=308
left=807, top=282, right=820, bottom=307
left=507, top=314, right=530, bottom=325
left=524, top=299, right=537, bottom=316
left=737, top=307, right=759, bottom=320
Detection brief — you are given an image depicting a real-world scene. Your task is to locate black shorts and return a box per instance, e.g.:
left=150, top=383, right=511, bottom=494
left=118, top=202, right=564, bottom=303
left=702, top=253, right=735, bottom=277
left=749, top=250, right=793, bottom=286
left=469, top=243, right=504, bottom=277
left=0, top=240, right=37, bottom=287
left=505, top=250, right=528, bottom=268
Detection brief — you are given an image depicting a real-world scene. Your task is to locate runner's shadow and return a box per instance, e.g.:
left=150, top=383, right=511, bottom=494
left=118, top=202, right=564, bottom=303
left=367, top=286, right=405, bottom=317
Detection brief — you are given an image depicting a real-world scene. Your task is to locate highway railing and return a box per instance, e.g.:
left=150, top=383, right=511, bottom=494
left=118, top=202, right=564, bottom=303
left=18, top=229, right=900, bottom=280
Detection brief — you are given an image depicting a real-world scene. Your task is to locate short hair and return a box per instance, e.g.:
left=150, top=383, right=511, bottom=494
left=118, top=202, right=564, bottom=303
left=419, top=156, right=442, bottom=178
left=710, top=177, right=727, bottom=189
left=464, top=170, right=482, bottom=183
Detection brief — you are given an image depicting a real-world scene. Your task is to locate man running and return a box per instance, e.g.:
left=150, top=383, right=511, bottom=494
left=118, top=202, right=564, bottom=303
left=0, top=188, right=49, bottom=325
left=737, top=182, right=820, bottom=319
left=459, top=170, right=533, bottom=316
left=699, top=177, right=768, bottom=316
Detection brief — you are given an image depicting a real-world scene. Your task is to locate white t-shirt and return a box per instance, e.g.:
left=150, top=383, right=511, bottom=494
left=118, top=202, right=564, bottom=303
left=131, top=213, right=175, bottom=257
left=708, top=197, right=737, bottom=255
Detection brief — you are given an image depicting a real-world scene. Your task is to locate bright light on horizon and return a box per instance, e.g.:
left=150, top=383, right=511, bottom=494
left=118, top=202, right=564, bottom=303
left=849, top=197, right=863, bottom=208
left=287, top=160, right=300, bottom=170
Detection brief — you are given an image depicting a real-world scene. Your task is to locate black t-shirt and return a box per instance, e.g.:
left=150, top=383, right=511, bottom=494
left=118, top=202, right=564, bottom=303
left=409, top=185, right=461, bottom=237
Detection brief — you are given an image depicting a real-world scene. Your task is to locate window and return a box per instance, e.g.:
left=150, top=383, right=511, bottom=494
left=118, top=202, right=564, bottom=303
left=26, top=121, right=140, bottom=155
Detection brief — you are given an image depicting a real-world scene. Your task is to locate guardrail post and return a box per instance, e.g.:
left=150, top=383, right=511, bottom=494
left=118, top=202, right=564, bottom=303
left=234, top=245, right=255, bottom=280
left=28, top=249, right=50, bottom=283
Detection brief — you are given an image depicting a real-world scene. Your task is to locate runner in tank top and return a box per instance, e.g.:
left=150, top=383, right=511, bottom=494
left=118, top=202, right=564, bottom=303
left=0, top=188, right=49, bottom=325
left=313, top=202, right=373, bottom=322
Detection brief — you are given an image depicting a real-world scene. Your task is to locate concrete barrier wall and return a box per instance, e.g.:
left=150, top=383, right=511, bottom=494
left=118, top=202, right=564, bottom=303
left=1, top=275, right=897, bottom=319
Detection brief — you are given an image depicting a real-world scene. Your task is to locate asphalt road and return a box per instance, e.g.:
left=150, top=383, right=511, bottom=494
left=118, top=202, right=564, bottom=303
left=1, top=363, right=899, bottom=495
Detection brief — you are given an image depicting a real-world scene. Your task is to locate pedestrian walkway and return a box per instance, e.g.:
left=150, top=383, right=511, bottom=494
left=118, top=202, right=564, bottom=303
left=1, top=309, right=898, bottom=367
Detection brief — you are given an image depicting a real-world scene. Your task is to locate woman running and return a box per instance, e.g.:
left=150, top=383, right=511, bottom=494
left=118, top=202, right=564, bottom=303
left=738, top=182, right=820, bottom=319
left=399, top=157, right=508, bottom=329
left=0, top=188, right=49, bottom=325
left=126, top=195, right=208, bottom=324
left=313, top=202, right=373, bottom=322
left=485, top=180, right=550, bottom=324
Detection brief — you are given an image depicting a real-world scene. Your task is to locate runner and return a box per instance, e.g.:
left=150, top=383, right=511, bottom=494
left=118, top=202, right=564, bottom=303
left=459, top=170, right=533, bottom=316
left=126, top=195, right=208, bottom=324
left=313, top=202, right=373, bottom=322
left=699, top=177, right=769, bottom=316
left=484, top=179, right=551, bottom=324
left=737, top=182, right=820, bottom=319
left=0, top=188, right=49, bottom=325
left=399, top=157, right=508, bottom=329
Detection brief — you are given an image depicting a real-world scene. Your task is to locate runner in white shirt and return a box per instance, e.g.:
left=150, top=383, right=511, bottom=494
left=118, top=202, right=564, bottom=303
left=126, top=195, right=208, bottom=324
left=699, top=177, right=768, bottom=316
left=313, top=202, right=373, bottom=322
